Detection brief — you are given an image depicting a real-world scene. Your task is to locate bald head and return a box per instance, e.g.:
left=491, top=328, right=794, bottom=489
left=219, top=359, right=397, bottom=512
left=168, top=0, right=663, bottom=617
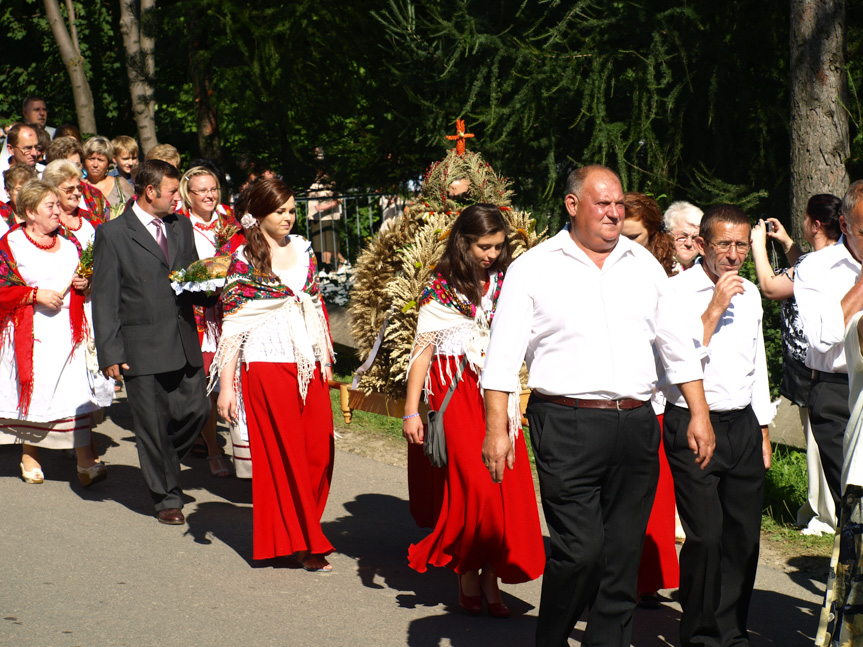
left=564, top=164, right=620, bottom=200
left=564, top=166, right=625, bottom=257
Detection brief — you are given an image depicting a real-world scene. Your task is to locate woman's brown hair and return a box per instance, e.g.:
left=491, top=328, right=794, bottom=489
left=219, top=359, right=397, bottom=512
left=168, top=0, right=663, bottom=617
left=435, top=203, right=512, bottom=306
left=624, top=192, right=677, bottom=276
left=235, top=177, right=295, bottom=277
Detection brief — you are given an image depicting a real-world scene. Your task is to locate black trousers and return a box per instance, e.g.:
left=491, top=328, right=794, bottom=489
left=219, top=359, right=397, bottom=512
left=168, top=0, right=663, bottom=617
left=124, top=364, right=211, bottom=511
left=808, top=374, right=850, bottom=521
left=664, top=404, right=765, bottom=647
left=526, top=397, right=659, bottom=647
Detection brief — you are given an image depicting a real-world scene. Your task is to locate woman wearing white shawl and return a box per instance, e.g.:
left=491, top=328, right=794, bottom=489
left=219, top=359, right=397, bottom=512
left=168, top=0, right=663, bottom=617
left=402, top=204, right=544, bottom=618
left=211, top=178, right=336, bottom=573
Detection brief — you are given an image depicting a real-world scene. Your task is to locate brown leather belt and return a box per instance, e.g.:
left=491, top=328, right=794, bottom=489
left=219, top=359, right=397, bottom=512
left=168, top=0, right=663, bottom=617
left=534, top=392, right=649, bottom=411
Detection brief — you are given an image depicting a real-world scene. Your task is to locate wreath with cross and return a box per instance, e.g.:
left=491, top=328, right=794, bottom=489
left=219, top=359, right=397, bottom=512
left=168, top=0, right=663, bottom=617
left=348, top=120, right=546, bottom=399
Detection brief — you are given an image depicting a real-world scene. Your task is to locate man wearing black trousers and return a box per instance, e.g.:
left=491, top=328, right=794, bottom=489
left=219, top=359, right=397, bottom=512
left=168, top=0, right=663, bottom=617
left=481, top=164, right=714, bottom=647
left=93, top=159, right=214, bottom=525
left=660, top=205, right=773, bottom=646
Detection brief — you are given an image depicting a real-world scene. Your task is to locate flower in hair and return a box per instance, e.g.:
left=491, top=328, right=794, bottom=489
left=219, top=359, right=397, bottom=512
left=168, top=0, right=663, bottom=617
left=240, top=213, right=257, bottom=229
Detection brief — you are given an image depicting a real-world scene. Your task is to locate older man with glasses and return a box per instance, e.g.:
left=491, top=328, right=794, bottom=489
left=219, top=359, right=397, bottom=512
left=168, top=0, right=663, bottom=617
left=0, top=124, right=42, bottom=203
left=659, top=205, right=773, bottom=647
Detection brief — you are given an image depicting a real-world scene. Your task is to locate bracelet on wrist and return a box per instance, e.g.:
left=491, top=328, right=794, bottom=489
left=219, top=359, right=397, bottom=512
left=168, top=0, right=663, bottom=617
left=32, top=287, right=38, bottom=305
left=403, top=412, right=420, bottom=421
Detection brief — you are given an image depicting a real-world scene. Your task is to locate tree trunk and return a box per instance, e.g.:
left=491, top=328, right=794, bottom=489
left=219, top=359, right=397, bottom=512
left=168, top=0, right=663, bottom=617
left=118, top=0, right=158, bottom=154
left=43, top=0, right=97, bottom=135
left=789, top=0, right=850, bottom=245
left=188, top=8, right=221, bottom=162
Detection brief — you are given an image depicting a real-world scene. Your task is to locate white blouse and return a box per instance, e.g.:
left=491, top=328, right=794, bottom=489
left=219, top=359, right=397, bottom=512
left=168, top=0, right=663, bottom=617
left=242, top=236, right=312, bottom=364
left=434, top=273, right=498, bottom=356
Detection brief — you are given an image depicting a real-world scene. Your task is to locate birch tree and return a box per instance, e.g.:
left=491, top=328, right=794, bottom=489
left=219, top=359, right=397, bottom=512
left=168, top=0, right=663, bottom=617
left=118, top=0, right=158, bottom=154
left=43, top=0, right=97, bottom=135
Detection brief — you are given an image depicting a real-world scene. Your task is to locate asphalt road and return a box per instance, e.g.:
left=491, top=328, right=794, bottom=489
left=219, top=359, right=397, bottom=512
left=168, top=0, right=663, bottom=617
left=0, top=394, right=828, bottom=647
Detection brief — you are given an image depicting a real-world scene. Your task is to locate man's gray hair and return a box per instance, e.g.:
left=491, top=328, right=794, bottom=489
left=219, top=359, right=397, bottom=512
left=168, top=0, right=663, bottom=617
left=564, top=164, right=618, bottom=199
left=842, top=180, right=863, bottom=223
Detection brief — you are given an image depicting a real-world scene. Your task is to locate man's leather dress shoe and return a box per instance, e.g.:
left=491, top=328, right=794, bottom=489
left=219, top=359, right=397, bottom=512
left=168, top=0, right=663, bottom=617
left=157, top=508, right=185, bottom=525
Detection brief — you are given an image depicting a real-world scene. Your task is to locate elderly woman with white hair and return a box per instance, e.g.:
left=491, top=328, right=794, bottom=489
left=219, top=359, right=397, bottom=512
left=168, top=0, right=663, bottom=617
left=0, top=180, right=107, bottom=486
left=83, top=136, right=132, bottom=213
left=663, top=201, right=704, bottom=272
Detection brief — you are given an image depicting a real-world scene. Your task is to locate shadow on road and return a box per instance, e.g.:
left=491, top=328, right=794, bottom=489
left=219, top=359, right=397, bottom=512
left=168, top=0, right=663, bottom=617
left=785, top=553, right=831, bottom=598
left=748, top=587, right=821, bottom=645
left=322, top=492, right=543, bottom=645
left=184, top=500, right=254, bottom=560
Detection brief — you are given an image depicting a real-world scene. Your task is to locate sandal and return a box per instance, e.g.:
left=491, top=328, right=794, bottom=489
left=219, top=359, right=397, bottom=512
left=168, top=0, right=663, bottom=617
left=77, top=462, right=108, bottom=487
left=301, top=554, right=332, bottom=572
left=20, top=462, right=44, bottom=484
left=207, top=454, right=232, bottom=478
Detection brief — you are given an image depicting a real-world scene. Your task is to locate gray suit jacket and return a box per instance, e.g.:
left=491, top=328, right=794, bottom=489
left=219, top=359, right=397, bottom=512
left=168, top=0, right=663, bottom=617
left=92, top=205, right=212, bottom=376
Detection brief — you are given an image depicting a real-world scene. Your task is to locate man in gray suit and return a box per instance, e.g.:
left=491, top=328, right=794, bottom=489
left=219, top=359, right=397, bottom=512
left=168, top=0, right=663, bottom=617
left=93, top=159, right=213, bottom=525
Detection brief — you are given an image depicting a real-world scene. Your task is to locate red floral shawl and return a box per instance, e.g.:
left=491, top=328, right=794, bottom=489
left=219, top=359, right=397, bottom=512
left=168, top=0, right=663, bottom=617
left=0, top=202, right=15, bottom=228
left=0, top=227, right=87, bottom=416
left=81, top=183, right=110, bottom=223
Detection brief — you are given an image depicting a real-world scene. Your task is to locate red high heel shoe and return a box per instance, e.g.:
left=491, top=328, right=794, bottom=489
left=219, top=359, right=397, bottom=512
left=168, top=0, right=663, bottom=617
left=484, top=597, right=511, bottom=619
left=480, top=582, right=511, bottom=618
left=458, top=577, right=482, bottom=614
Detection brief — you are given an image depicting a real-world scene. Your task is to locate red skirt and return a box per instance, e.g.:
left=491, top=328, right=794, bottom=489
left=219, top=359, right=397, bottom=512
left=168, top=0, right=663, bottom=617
left=637, top=413, right=680, bottom=591
left=241, top=362, right=335, bottom=560
left=407, top=356, right=545, bottom=584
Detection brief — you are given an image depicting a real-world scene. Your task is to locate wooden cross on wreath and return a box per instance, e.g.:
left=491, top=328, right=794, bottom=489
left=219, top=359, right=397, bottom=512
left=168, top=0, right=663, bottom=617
left=446, top=119, right=474, bottom=156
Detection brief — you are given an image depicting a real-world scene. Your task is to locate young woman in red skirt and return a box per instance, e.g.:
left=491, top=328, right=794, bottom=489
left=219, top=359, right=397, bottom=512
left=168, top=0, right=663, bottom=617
left=213, top=178, right=336, bottom=572
left=402, top=204, right=545, bottom=617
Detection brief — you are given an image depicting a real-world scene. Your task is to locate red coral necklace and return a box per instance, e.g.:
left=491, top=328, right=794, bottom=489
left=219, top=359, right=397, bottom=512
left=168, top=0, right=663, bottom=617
left=23, top=228, right=58, bottom=250
left=64, top=213, right=83, bottom=231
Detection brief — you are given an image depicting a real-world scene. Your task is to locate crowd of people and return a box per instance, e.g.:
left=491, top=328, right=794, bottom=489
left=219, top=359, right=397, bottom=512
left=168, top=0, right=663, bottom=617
left=3, top=93, right=863, bottom=646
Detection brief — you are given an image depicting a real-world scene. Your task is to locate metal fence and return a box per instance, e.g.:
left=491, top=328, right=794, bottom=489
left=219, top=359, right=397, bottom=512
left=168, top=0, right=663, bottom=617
left=293, top=193, right=406, bottom=267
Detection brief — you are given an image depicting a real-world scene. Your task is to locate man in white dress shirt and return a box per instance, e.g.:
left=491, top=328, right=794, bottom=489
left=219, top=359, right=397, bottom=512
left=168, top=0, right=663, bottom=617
left=482, top=165, right=714, bottom=647
left=658, top=205, right=773, bottom=647
left=795, top=181, right=863, bottom=521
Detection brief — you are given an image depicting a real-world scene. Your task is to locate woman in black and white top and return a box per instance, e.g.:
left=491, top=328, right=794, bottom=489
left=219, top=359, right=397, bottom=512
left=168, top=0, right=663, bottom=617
left=750, top=194, right=842, bottom=535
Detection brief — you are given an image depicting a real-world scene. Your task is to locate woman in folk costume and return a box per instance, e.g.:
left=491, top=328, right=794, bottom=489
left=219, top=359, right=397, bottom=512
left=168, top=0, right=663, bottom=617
left=212, top=177, right=337, bottom=572
left=402, top=204, right=545, bottom=617
left=42, top=159, right=104, bottom=250
left=178, top=165, right=237, bottom=478
left=0, top=180, right=106, bottom=486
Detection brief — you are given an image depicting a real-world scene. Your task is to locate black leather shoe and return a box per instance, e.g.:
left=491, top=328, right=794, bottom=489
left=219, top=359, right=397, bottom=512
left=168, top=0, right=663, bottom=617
left=157, top=508, right=185, bottom=525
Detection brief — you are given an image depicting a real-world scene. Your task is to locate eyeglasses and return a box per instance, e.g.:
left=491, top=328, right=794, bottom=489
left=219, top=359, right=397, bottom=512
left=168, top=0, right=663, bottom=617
left=60, top=184, right=82, bottom=195
left=709, top=241, right=750, bottom=254
left=673, top=234, right=697, bottom=244
left=188, top=188, right=219, bottom=196
left=14, top=144, right=43, bottom=154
